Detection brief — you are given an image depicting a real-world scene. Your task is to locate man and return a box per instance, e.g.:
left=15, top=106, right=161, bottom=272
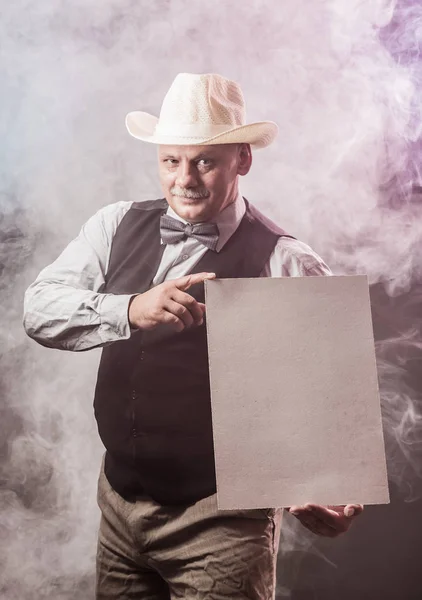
left=23, top=73, right=363, bottom=600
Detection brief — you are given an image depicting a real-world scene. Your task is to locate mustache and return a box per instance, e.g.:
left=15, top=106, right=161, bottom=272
left=170, top=186, right=210, bottom=199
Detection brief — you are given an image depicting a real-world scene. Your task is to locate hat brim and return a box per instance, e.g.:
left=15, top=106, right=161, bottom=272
left=125, top=111, right=278, bottom=149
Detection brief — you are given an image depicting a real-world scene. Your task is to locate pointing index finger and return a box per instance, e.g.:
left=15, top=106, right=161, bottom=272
left=175, top=272, right=216, bottom=292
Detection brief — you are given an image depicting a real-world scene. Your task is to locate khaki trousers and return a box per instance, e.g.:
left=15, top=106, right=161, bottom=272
left=96, top=461, right=282, bottom=599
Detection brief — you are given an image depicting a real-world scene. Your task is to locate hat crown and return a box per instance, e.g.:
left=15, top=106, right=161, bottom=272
left=157, top=73, right=246, bottom=131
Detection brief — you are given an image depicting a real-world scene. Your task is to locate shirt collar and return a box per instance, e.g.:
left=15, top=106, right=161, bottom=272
left=166, top=193, right=246, bottom=253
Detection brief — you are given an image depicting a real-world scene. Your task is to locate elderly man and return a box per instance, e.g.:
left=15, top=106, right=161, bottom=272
left=23, top=73, right=362, bottom=600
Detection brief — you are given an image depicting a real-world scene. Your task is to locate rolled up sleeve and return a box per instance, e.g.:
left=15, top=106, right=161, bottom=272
left=262, top=237, right=333, bottom=278
left=23, top=201, right=134, bottom=351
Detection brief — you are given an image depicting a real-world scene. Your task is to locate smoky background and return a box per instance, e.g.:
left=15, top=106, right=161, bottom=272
left=1, top=0, right=421, bottom=598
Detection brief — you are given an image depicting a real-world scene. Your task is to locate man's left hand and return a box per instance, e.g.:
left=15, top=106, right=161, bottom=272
left=288, top=503, right=364, bottom=537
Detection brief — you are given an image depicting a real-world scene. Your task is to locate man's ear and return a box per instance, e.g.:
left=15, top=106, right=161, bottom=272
left=237, top=143, right=252, bottom=176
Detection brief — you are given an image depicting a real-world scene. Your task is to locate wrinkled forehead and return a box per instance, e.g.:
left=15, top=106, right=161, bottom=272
left=157, top=143, right=239, bottom=160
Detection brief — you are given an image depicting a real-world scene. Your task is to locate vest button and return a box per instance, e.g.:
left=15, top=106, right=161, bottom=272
left=131, top=390, right=137, bottom=400
left=131, top=428, right=138, bottom=437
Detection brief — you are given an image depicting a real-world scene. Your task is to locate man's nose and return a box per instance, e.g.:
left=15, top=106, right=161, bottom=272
left=175, top=162, right=199, bottom=188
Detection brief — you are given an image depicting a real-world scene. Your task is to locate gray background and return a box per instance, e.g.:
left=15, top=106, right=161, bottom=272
left=1, top=1, right=421, bottom=598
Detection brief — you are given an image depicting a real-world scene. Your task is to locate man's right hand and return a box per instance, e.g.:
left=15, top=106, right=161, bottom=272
left=128, top=272, right=216, bottom=332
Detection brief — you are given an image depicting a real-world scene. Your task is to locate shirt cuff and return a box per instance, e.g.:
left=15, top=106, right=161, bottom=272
left=98, top=293, right=136, bottom=343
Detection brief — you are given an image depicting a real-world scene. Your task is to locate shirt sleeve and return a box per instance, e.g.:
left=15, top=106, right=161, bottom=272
left=261, top=236, right=333, bottom=278
left=23, top=201, right=134, bottom=351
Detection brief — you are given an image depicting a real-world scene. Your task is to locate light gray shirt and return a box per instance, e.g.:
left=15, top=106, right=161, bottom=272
left=23, top=195, right=332, bottom=352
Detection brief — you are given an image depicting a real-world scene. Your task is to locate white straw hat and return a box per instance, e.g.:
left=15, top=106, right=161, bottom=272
left=126, top=73, right=278, bottom=149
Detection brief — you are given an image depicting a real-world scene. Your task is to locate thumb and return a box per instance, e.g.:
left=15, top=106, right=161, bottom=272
left=175, top=272, right=216, bottom=292
left=344, top=504, right=364, bottom=518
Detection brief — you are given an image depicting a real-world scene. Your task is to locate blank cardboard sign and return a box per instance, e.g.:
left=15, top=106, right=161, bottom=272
left=205, top=275, right=389, bottom=509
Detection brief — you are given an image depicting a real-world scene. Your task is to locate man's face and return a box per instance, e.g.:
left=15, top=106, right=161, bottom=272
left=157, top=143, right=252, bottom=223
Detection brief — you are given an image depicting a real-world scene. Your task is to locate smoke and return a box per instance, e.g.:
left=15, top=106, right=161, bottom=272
left=1, top=0, right=421, bottom=598
left=376, top=326, right=422, bottom=500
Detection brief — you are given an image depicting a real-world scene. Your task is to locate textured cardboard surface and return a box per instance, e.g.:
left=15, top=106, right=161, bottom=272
left=205, top=275, right=389, bottom=509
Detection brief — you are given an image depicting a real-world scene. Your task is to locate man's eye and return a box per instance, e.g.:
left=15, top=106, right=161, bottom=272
left=198, top=159, right=211, bottom=167
left=165, top=159, right=178, bottom=165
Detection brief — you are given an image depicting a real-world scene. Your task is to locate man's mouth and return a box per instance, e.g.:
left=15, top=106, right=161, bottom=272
left=177, top=195, right=204, bottom=203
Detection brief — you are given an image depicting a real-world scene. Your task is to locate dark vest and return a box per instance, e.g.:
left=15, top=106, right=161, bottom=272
left=94, top=198, right=293, bottom=505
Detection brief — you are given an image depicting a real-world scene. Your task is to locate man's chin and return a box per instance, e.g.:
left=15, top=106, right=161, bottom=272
left=172, top=198, right=210, bottom=222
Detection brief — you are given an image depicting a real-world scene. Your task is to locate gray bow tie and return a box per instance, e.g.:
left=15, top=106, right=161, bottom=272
left=160, top=214, right=219, bottom=252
